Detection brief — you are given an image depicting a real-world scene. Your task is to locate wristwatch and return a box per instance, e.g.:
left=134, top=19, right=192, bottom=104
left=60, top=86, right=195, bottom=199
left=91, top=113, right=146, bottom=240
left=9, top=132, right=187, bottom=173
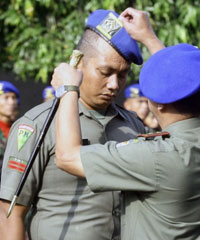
left=55, top=85, right=79, bottom=98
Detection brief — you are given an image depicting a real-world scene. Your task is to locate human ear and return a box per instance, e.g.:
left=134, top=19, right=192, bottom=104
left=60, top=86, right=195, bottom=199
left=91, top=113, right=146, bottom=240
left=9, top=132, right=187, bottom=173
left=77, top=58, right=83, bottom=70
left=157, top=104, right=165, bottom=111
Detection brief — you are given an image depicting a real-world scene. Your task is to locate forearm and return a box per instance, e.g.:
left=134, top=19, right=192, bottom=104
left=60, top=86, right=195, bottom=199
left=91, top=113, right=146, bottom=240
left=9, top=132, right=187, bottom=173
left=56, top=92, right=84, bottom=177
left=0, top=201, right=26, bottom=240
left=142, top=35, right=165, bottom=55
left=0, top=217, right=26, bottom=240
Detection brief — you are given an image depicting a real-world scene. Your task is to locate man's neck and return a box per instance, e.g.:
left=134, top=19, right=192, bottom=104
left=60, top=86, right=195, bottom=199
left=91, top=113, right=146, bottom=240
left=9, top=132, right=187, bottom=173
left=79, top=97, right=109, bottom=112
left=158, top=112, right=195, bottom=130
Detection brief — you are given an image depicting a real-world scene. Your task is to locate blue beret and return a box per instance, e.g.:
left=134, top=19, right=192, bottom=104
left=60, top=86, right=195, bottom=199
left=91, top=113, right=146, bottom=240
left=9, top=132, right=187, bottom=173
left=139, top=43, right=200, bottom=104
left=85, top=9, right=143, bottom=65
left=124, top=83, right=144, bottom=98
left=42, top=86, right=55, bottom=100
left=0, top=81, right=20, bottom=102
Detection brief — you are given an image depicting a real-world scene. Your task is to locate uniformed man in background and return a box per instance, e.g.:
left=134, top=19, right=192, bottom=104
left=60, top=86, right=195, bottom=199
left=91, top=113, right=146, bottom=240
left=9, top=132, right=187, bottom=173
left=0, top=81, right=20, bottom=182
left=0, top=8, right=164, bottom=240
left=124, top=83, right=160, bottom=132
left=42, top=85, right=55, bottom=102
left=50, top=9, right=200, bottom=240
left=124, top=83, right=149, bottom=121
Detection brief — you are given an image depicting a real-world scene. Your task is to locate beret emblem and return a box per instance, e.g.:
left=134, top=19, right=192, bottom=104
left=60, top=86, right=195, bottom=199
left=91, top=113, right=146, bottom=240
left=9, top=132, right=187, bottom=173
left=96, top=12, right=122, bottom=40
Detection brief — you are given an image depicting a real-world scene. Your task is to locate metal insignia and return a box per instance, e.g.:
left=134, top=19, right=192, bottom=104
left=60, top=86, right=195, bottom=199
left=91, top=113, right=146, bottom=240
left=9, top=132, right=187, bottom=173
left=116, top=139, right=138, bottom=148
left=97, top=12, right=122, bottom=40
left=116, top=140, right=131, bottom=148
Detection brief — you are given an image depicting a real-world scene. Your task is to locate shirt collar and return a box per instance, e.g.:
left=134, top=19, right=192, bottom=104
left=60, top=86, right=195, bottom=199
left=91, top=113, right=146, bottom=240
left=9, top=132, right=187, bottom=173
left=164, top=117, right=200, bottom=135
left=78, top=100, right=128, bottom=121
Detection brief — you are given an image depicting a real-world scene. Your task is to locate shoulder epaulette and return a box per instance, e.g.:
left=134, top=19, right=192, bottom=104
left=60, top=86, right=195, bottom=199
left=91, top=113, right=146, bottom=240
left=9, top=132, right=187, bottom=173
left=137, top=131, right=170, bottom=139
left=24, top=100, right=54, bottom=121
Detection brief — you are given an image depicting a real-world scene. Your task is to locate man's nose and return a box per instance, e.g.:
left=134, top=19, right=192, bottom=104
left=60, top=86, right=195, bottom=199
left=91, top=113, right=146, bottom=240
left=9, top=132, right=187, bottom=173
left=107, top=75, right=119, bottom=91
left=142, top=102, right=149, bottom=109
left=8, top=97, right=17, bottom=104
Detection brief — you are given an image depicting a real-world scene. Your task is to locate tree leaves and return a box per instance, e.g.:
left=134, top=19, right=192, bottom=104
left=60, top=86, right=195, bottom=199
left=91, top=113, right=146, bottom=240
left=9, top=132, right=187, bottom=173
left=0, top=0, right=200, bottom=83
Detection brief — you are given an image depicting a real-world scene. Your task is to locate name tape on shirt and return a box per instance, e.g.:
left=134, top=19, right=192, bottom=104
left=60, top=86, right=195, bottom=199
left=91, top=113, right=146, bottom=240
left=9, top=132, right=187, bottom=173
left=18, top=124, right=34, bottom=151
left=8, top=156, right=27, bottom=173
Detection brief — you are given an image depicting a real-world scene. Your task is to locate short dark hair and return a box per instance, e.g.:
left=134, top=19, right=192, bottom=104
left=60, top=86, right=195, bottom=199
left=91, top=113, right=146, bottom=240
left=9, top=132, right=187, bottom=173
left=172, top=90, right=200, bottom=115
left=75, top=29, right=100, bottom=65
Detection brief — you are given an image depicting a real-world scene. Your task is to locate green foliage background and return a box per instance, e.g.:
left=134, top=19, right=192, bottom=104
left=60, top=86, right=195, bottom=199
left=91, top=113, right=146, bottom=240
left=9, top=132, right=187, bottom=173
left=0, top=0, right=200, bottom=83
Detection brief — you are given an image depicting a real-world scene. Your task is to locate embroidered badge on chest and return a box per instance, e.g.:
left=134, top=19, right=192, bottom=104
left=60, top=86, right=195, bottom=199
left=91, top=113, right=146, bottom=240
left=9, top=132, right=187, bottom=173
left=18, top=124, right=34, bottom=151
left=96, top=12, right=122, bottom=40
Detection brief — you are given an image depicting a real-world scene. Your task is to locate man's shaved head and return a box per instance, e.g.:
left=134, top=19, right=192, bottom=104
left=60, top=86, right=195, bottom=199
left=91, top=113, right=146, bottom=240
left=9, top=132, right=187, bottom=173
left=76, top=29, right=101, bottom=65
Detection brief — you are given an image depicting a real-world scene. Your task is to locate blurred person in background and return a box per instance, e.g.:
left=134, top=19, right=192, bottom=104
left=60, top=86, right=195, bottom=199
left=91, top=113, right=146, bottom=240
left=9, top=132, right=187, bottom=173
left=0, top=81, right=20, bottom=182
left=145, top=111, right=160, bottom=131
left=51, top=42, right=200, bottom=240
left=124, top=83, right=160, bottom=132
left=42, top=85, right=55, bottom=102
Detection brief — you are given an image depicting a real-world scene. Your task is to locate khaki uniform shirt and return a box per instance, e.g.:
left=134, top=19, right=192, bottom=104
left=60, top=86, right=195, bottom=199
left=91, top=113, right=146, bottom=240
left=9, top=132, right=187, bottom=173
left=81, top=117, right=200, bottom=240
left=0, top=99, right=144, bottom=240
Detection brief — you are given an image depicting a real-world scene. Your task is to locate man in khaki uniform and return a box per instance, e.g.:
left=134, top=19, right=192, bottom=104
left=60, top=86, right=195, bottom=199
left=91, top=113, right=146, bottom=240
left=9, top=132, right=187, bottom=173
left=0, top=9, right=163, bottom=240
left=0, top=81, right=20, bottom=182
left=49, top=9, right=200, bottom=240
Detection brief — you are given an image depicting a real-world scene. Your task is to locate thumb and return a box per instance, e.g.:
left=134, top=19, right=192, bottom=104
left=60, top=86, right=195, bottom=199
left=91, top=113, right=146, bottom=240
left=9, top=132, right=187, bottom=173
left=119, top=16, right=132, bottom=33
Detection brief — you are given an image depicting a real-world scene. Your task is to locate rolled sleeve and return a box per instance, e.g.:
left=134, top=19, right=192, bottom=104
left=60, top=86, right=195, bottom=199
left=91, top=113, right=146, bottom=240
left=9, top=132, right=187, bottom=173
left=0, top=116, right=48, bottom=206
left=81, top=139, right=158, bottom=193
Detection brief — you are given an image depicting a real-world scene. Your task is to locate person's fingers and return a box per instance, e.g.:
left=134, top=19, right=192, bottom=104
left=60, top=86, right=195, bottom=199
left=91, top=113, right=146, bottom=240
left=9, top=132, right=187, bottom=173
left=119, top=15, right=127, bottom=25
left=120, top=7, right=135, bottom=18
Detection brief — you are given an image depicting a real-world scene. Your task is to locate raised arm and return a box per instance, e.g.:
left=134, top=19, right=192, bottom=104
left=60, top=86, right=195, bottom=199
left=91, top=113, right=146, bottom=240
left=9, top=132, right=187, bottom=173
left=51, top=63, right=85, bottom=177
left=120, top=8, right=165, bottom=54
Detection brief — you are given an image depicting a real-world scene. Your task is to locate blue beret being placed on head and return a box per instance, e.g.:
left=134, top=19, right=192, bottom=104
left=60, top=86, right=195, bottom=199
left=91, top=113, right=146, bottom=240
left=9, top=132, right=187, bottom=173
left=139, top=43, right=200, bottom=104
left=0, top=81, right=20, bottom=101
left=42, top=86, right=55, bottom=100
left=85, top=9, right=143, bottom=65
left=124, top=83, right=144, bottom=98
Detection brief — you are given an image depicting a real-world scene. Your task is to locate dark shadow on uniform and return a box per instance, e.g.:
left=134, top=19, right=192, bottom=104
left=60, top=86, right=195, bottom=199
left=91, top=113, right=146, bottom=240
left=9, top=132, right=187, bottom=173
left=58, top=179, right=86, bottom=240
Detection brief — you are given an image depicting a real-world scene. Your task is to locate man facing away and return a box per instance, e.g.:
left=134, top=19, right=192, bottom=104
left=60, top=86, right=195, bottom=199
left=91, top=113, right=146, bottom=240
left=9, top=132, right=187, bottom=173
left=0, top=8, right=164, bottom=240
left=49, top=9, right=200, bottom=240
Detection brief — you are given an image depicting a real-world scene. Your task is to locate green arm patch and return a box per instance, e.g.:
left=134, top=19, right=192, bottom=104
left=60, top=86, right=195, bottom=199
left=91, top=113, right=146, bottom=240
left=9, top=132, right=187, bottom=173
left=18, top=124, right=34, bottom=151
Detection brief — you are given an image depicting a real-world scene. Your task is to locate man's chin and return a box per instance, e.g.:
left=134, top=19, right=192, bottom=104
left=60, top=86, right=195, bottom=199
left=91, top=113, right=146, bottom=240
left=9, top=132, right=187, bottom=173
left=91, top=101, right=112, bottom=110
left=80, top=97, right=113, bottom=110
left=98, top=98, right=114, bottom=107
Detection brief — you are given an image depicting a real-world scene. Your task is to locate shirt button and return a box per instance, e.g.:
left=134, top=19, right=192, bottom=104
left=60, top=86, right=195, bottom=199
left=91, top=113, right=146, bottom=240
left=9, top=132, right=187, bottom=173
left=112, top=209, right=120, bottom=216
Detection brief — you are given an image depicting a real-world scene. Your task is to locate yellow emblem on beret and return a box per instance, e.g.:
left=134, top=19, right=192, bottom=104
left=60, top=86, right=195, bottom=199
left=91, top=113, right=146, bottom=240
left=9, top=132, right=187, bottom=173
left=97, top=12, right=122, bottom=40
left=46, top=89, right=54, bottom=99
left=0, top=83, right=4, bottom=95
left=130, top=87, right=140, bottom=98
